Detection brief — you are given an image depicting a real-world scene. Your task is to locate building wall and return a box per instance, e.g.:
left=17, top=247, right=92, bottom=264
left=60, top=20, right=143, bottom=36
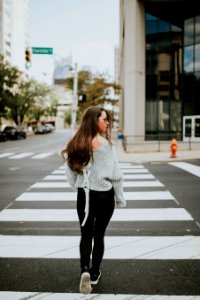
left=119, top=0, right=145, bottom=140
left=0, top=0, right=29, bottom=71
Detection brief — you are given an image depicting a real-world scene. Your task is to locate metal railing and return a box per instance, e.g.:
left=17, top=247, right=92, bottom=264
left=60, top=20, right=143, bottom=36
left=122, top=134, right=200, bottom=152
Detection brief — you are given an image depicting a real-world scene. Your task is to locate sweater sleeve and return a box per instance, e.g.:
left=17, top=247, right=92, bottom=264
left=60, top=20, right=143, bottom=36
left=111, top=145, right=126, bottom=208
left=65, top=162, right=78, bottom=191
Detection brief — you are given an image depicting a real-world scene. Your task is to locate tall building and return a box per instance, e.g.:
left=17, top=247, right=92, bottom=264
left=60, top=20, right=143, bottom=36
left=114, top=46, right=120, bottom=84
left=119, top=0, right=200, bottom=148
left=0, top=0, right=29, bottom=71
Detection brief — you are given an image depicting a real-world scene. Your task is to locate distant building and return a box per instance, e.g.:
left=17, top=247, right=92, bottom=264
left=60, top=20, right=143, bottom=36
left=0, top=0, right=29, bottom=71
left=114, top=46, right=120, bottom=84
left=119, top=0, right=200, bottom=146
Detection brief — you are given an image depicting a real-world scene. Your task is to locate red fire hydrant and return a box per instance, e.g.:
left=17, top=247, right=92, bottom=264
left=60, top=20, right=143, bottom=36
left=170, top=138, right=177, bottom=158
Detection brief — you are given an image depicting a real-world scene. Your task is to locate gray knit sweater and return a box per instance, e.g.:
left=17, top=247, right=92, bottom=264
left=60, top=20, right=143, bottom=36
left=65, top=141, right=126, bottom=207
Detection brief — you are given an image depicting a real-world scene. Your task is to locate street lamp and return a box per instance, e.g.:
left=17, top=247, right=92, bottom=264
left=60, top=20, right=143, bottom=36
left=71, top=63, right=78, bottom=133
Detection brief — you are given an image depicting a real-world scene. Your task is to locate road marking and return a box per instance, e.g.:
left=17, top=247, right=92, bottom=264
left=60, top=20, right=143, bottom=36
left=0, top=153, right=15, bottom=158
left=0, top=292, right=199, bottom=300
left=0, top=208, right=193, bottom=222
left=169, top=162, right=200, bottom=178
left=0, top=235, right=198, bottom=259
left=29, top=180, right=164, bottom=189
left=53, top=169, right=149, bottom=174
left=58, top=163, right=145, bottom=170
left=31, top=153, right=53, bottom=159
left=15, top=191, right=174, bottom=201
left=43, top=174, right=155, bottom=180
left=8, top=153, right=34, bottom=159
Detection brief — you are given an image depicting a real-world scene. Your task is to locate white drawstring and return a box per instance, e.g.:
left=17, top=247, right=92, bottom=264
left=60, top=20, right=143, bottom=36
left=81, top=167, right=91, bottom=227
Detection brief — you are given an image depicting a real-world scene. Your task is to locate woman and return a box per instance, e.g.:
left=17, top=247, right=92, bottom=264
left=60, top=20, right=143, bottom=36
left=62, top=106, right=126, bottom=294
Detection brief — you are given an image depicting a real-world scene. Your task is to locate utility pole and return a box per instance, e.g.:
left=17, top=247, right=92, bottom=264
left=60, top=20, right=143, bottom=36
left=71, top=63, right=78, bottom=133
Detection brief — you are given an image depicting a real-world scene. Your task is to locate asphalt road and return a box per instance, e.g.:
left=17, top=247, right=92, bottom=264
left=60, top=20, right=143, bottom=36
left=0, top=130, right=200, bottom=298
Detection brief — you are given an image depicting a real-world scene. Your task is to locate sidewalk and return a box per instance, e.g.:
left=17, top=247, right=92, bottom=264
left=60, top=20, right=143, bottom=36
left=115, top=139, right=200, bottom=163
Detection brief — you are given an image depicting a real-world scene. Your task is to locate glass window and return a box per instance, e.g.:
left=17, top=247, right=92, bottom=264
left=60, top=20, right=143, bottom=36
left=170, top=101, right=182, bottom=132
left=195, top=16, right=200, bottom=44
left=171, top=25, right=181, bottom=32
left=184, top=46, right=194, bottom=72
left=194, top=44, right=200, bottom=71
left=158, top=20, right=170, bottom=33
left=146, top=101, right=158, bottom=132
left=146, top=20, right=157, bottom=35
left=195, top=118, right=200, bottom=137
left=158, top=100, right=169, bottom=131
left=184, top=18, right=194, bottom=46
left=185, top=119, right=192, bottom=137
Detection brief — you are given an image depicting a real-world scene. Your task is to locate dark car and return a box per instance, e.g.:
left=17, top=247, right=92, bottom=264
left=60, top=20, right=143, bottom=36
left=0, top=131, right=7, bottom=142
left=3, top=126, right=26, bottom=140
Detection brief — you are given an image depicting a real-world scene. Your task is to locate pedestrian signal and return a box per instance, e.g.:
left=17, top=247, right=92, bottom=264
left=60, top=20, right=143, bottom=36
left=78, top=94, right=86, bottom=102
left=25, top=49, right=31, bottom=68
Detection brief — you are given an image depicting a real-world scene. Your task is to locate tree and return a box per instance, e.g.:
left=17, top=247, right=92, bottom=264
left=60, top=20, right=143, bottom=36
left=64, top=69, right=121, bottom=118
left=0, top=54, right=21, bottom=126
left=7, top=79, right=53, bottom=126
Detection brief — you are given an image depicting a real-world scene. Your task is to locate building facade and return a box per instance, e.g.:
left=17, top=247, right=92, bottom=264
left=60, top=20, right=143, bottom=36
left=0, top=0, right=29, bottom=71
left=119, top=0, right=200, bottom=144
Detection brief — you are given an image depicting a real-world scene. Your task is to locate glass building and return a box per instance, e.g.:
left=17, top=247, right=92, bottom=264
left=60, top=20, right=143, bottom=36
left=119, top=0, right=200, bottom=147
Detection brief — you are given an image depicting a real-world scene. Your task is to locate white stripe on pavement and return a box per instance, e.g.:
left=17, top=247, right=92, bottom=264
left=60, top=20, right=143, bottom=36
left=0, top=235, right=199, bottom=259
left=43, top=174, right=155, bottom=180
left=8, top=153, right=34, bottom=159
left=0, top=208, right=193, bottom=222
left=58, top=163, right=144, bottom=170
left=0, top=292, right=199, bottom=300
left=15, top=191, right=174, bottom=201
left=31, top=153, right=53, bottom=159
left=52, top=166, right=145, bottom=174
left=0, top=153, right=15, bottom=158
left=169, top=162, right=200, bottom=178
left=29, top=180, right=164, bottom=189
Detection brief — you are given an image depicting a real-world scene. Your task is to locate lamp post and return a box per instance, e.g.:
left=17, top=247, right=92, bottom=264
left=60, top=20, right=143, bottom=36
left=71, top=63, right=78, bottom=133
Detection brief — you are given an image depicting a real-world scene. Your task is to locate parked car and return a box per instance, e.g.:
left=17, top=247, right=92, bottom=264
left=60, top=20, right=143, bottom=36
left=34, top=125, right=49, bottom=134
left=0, top=131, right=7, bottom=142
left=43, top=123, right=55, bottom=133
left=3, top=126, right=26, bottom=140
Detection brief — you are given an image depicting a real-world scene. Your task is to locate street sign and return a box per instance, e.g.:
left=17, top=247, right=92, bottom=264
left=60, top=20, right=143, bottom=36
left=32, top=47, right=53, bottom=55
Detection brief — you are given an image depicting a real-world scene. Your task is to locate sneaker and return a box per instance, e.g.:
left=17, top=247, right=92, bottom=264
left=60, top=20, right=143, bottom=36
left=79, top=272, right=92, bottom=294
left=90, top=269, right=101, bottom=285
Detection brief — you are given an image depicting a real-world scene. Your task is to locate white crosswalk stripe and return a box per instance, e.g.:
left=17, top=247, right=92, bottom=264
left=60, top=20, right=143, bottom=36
left=0, top=292, right=199, bottom=300
left=169, top=161, right=200, bottom=178
left=0, top=152, right=54, bottom=159
left=0, top=235, right=199, bottom=259
left=15, top=191, right=175, bottom=201
left=29, top=180, right=164, bottom=189
left=0, top=162, right=198, bottom=298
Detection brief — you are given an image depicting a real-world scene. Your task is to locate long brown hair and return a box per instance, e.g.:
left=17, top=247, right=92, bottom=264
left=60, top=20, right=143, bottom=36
left=62, top=106, right=112, bottom=174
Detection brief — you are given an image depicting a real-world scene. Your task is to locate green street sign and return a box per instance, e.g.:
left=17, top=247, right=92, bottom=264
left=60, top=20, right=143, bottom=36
left=32, top=47, right=53, bottom=55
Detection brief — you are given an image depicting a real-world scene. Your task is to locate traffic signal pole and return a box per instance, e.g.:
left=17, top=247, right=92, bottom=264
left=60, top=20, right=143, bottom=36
left=71, top=63, right=78, bottom=133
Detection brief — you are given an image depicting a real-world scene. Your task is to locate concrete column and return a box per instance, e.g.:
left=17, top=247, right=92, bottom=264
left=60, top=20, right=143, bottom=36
left=120, top=0, right=145, bottom=141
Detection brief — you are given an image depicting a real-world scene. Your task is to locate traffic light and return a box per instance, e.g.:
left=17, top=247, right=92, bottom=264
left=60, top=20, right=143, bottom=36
left=78, top=94, right=86, bottom=102
left=25, top=49, right=31, bottom=68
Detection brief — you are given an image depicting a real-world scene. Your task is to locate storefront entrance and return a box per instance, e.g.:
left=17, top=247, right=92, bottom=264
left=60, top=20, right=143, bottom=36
left=183, top=116, right=200, bottom=142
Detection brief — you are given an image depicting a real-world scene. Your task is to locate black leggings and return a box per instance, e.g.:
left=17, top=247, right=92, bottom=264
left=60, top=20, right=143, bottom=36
left=77, top=187, right=115, bottom=272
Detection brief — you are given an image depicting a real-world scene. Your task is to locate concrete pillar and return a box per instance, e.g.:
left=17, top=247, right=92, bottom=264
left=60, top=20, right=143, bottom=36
left=120, top=0, right=145, bottom=141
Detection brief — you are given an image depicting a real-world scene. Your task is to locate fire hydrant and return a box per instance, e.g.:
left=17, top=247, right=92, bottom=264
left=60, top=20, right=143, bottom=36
left=170, top=138, right=177, bottom=158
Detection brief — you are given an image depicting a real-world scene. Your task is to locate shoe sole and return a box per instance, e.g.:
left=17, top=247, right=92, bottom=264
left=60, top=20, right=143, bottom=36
left=79, top=272, right=92, bottom=294
left=91, top=270, right=101, bottom=285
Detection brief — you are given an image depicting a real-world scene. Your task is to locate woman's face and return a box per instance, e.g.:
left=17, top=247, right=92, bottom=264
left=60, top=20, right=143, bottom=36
left=97, top=110, right=109, bottom=133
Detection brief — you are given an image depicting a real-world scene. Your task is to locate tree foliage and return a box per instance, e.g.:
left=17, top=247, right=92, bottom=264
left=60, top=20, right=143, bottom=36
left=0, top=54, right=58, bottom=126
left=64, top=69, right=121, bottom=118
left=0, top=54, right=21, bottom=123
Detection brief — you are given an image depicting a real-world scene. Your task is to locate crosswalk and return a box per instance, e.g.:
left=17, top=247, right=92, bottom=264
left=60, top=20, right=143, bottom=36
left=0, top=152, right=54, bottom=159
left=0, top=162, right=199, bottom=299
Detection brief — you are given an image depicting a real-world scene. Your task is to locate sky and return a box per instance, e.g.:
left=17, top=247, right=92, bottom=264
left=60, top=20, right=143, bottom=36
left=29, top=0, right=119, bottom=85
